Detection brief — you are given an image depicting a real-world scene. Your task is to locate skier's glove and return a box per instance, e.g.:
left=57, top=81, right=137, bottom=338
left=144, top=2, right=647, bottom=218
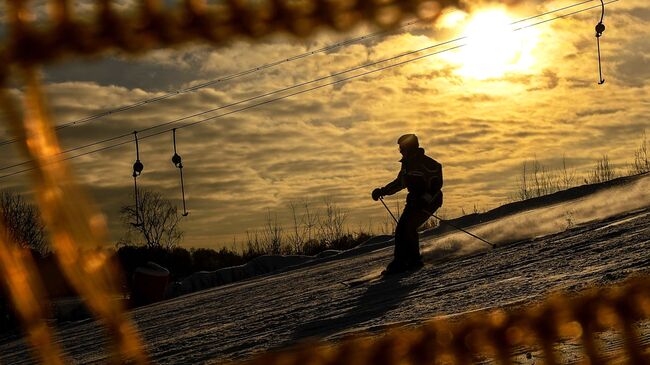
left=371, top=188, right=384, bottom=201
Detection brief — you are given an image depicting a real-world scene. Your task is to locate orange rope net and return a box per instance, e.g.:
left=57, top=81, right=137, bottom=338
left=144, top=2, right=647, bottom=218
left=242, top=278, right=650, bottom=365
left=0, top=0, right=648, bottom=364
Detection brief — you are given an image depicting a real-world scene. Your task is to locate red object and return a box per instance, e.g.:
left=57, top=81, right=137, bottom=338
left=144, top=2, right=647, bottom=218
left=131, top=262, right=169, bottom=307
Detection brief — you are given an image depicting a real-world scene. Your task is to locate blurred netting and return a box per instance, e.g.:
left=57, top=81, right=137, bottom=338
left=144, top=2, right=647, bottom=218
left=0, top=0, right=648, bottom=364
left=241, top=278, right=650, bottom=365
left=0, top=0, right=471, bottom=80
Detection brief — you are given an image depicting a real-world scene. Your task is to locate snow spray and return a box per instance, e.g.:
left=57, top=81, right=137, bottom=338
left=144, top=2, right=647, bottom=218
left=422, top=174, right=650, bottom=257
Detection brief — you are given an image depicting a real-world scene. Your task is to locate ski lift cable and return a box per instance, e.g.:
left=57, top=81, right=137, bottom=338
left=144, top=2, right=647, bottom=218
left=0, top=17, right=430, bottom=149
left=0, top=32, right=472, bottom=173
left=0, top=0, right=617, bottom=180
left=0, top=0, right=605, bottom=175
left=0, top=0, right=618, bottom=182
left=0, top=35, right=475, bottom=173
left=88, top=1, right=632, bottom=139
left=0, top=0, right=598, bottom=151
left=0, top=0, right=595, bottom=175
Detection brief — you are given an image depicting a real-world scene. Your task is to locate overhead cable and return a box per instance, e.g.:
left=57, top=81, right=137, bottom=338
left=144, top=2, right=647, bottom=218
left=0, top=0, right=598, bottom=150
left=0, top=0, right=618, bottom=181
left=0, top=18, right=427, bottom=149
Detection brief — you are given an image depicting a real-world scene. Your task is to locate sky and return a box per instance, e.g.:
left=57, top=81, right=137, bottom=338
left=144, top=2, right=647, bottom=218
left=0, top=0, right=648, bottom=249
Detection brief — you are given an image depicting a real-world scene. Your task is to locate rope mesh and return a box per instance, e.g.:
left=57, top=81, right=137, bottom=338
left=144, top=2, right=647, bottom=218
left=0, top=0, right=472, bottom=83
left=0, top=0, right=648, bottom=364
left=240, top=278, right=650, bottom=365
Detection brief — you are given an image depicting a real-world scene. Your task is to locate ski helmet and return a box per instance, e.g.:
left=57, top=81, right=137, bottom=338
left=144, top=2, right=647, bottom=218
left=397, top=134, right=419, bottom=150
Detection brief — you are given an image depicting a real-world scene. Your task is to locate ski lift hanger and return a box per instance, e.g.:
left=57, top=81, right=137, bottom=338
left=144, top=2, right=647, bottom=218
left=595, top=0, right=606, bottom=85
left=129, top=129, right=190, bottom=223
left=172, top=129, right=189, bottom=217
left=131, top=131, right=144, bottom=228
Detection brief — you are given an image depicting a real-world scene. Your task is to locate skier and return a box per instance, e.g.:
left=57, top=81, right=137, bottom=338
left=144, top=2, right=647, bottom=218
left=371, top=134, right=443, bottom=275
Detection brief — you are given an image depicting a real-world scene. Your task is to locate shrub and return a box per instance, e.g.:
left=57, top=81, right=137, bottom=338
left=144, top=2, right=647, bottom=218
left=629, top=131, right=649, bottom=175
left=587, top=154, right=617, bottom=184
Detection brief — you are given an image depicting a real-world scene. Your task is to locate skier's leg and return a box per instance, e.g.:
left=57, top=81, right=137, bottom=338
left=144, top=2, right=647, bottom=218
left=392, top=210, right=409, bottom=265
left=386, top=209, right=412, bottom=273
left=407, top=197, right=442, bottom=265
left=403, top=206, right=430, bottom=266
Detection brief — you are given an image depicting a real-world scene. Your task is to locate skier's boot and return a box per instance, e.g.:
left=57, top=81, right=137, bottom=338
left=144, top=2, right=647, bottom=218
left=381, top=260, right=409, bottom=276
left=405, top=254, right=424, bottom=271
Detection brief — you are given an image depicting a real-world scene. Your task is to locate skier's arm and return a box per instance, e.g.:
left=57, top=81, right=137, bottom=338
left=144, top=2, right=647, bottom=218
left=382, top=172, right=404, bottom=196
left=429, top=161, right=443, bottom=192
left=418, top=160, right=443, bottom=205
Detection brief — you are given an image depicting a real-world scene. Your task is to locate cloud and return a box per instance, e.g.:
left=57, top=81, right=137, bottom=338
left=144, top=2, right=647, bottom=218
left=0, top=0, right=648, bottom=248
left=613, top=37, right=650, bottom=88
left=44, top=57, right=203, bottom=91
left=615, top=6, right=650, bottom=22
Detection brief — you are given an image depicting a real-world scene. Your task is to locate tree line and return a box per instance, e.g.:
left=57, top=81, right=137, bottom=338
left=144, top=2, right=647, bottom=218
left=0, top=132, right=647, bottom=283
left=514, top=132, right=649, bottom=201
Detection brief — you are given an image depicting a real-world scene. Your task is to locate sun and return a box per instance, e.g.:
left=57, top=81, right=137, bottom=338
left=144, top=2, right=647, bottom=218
left=441, top=8, right=542, bottom=80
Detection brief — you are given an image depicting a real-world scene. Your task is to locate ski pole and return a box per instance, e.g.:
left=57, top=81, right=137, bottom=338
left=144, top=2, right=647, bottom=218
left=427, top=212, right=496, bottom=249
left=379, top=197, right=399, bottom=224
left=379, top=197, right=496, bottom=249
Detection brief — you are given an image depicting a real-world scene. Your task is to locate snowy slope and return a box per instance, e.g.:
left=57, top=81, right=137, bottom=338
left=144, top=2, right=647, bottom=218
left=0, top=176, right=649, bottom=364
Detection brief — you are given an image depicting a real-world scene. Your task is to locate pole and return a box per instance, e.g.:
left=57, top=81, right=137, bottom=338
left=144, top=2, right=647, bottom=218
left=378, top=197, right=496, bottom=249
left=428, top=213, right=495, bottom=249
left=379, top=197, right=398, bottom=224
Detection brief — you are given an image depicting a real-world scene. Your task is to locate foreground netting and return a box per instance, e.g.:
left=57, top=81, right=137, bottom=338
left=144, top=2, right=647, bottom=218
left=0, top=0, right=503, bottom=83
left=0, top=0, right=648, bottom=364
left=0, top=0, right=466, bottom=363
left=240, top=277, right=650, bottom=365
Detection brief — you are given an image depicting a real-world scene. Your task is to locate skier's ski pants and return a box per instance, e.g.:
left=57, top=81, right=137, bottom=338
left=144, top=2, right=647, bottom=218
left=394, top=203, right=438, bottom=263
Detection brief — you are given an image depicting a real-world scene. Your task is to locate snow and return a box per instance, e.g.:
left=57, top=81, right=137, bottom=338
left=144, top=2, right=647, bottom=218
left=0, top=175, right=648, bottom=364
left=165, top=254, right=315, bottom=299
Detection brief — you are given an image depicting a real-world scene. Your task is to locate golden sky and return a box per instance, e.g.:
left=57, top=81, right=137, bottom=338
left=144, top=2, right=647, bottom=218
left=0, top=0, right=648, bottom=249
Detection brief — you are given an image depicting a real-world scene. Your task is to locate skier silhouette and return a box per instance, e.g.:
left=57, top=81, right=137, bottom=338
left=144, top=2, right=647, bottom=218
left=372, top=134, right=443, bottom=275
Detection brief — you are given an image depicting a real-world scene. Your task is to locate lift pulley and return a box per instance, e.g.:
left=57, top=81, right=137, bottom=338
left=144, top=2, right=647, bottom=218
left=595, top=0, right=606, bottom=85
left=172, top=129, right=189, bottom=216
left=131, top=131, right=144, bottom=227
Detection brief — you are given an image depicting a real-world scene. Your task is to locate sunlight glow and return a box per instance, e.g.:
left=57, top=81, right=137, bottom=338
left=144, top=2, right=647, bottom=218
left=439, top=9, right=467, bottom=28
left=444, top=8, right=541, bottom=80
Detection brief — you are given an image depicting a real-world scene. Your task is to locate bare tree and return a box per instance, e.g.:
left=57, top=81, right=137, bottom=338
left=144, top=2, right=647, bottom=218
left=0, top=191, right=47, bottom=254
left=285, top=200, right=320, bottom=254
left=629, top=131, right=649, bottom=175
left=262, top=210, right=283, bottom=255
left=515, top=157, right=571, bottom=201
left=532, top=158, right=543, bottom=197
left=517, top=159, right=558, bottom=200
left=517, top=160, right=531, bottom=201
left=287, top=202, right=304, bottom=253
left=588, top=154, right=617, bottom=184
left=531, top=158, right=560, bottom=197
left=560, top=155, right=576, bottom=190
left=245, top=230, right=264, bottom=256
left=120, top=189, right=183, bottom=249
left=287, top=201, right=316, bottom=254
left=302, top=200, right=318, bottom=243
left=318, top=199, right=347, bottom=246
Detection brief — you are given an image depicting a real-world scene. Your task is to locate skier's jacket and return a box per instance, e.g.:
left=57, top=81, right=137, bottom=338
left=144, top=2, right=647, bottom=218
left=381, top=147, right=443, bottom=213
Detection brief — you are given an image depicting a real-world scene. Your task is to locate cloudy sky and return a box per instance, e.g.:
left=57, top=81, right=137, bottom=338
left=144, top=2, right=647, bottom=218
left=0, top=0, right=648, bottom=249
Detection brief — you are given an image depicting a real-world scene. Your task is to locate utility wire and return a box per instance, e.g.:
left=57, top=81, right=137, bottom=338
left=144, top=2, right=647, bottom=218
left=0, top=0, right=597, bottom=150
left=0, top=0, right=617, bottom=181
